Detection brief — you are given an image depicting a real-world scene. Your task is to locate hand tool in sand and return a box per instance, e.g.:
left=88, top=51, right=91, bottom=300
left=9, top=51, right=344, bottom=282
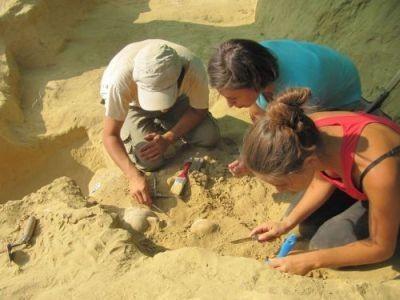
left=151, top=175, right=170, bottom=199
left=189, top=157, right=204, bottom=171
left=230, top=234, right=258, bottom=244
left=151, top=203, right=169, bottom=217
left=1, top=216, right=37, bottom=262
left=170, top=161, right=191, bottom=196
left=150, top=175, right=170, bottom=217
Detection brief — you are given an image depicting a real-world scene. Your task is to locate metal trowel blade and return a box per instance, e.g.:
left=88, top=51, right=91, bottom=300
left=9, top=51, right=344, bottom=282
left=230, top=235, right=257, bottom=244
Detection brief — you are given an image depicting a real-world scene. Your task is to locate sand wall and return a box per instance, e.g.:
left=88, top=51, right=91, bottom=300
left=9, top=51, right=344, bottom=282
left=0, top=0, right=96, bottom=68
left=254, top=0, right=400, bottom=120
left=0, top=1, right=102, bottom=202
left=1, top=0, right=399, bottom=202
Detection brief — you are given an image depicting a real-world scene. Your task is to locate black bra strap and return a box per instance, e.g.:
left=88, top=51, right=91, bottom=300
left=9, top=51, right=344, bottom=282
left=359, top=145, right=400, bottom=190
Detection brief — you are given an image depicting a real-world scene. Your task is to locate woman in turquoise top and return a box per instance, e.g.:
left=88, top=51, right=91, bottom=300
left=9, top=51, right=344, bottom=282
left=207, top=38, right=361, bottom=176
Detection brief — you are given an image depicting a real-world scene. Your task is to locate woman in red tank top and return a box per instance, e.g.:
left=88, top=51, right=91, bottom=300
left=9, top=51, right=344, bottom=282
left=242, top=88, right=400, bottom=275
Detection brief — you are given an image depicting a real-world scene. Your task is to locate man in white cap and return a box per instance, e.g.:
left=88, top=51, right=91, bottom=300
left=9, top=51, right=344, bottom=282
left=100, top=39, right=220, bottom=206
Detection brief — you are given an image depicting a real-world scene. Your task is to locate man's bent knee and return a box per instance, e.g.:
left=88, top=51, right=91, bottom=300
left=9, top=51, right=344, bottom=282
left=196, top=126, right=220, bottom=147
left=188, top=116, right=220, bottom=147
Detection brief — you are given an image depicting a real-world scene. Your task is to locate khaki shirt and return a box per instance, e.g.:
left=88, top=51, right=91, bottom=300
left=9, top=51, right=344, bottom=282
left=100, top=39, right=209, bottom=121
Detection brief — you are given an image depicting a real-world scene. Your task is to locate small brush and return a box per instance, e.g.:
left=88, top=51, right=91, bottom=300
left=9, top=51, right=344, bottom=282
left=276, top=234, right=297, bottom=258
left=264, top=233, right=297, bottom=264
left=170, top=161, right=191, bottom=196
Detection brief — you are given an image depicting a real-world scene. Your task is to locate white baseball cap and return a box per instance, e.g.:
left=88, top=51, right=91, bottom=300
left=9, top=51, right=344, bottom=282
left=133, top=43, right=182, bottom=111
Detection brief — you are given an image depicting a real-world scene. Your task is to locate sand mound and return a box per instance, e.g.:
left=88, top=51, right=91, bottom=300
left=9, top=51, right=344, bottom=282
left=1, top=0, right=400, bottom=298
left=0, top=177, right=140, bottom=297
left=89, top=145, right=287, bottom=260
left=1, top=177, right=399, bottom=299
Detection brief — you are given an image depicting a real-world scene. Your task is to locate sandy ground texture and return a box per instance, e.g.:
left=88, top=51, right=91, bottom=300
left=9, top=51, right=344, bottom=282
left=1, top=0, right=400, bottom=299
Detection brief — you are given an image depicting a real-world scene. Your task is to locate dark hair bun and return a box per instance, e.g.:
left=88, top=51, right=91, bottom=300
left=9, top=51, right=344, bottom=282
left=277, top=88, right=311, bottom=107
left=267, top=88, right=311, bottom=130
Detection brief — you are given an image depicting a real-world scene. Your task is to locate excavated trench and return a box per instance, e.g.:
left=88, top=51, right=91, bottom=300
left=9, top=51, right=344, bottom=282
left=0, top=2, right=399, bottom=294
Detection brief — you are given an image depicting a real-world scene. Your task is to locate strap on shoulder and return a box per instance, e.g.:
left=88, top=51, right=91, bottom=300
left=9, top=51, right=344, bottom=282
left=359, top=145, right=400, bottom=191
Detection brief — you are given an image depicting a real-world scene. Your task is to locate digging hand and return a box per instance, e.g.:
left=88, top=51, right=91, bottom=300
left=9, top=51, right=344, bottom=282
left=250, top=220, right=290, bottom=242
left=268, top=254, right=315, bottom=276
left=228, top=159, right=250, bottom=177
left=128, top=173, right=152, bottom=206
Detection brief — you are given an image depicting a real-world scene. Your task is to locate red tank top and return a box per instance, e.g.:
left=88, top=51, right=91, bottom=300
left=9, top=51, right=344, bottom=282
left=315, top=113, right=400, bottom=201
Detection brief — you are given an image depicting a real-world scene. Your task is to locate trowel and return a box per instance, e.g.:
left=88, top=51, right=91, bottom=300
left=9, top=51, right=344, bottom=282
left=1, top=216, right=37, bottom=262
left=230, top=234, right=258, bottom=244
left=150, top=175, right=171, bottom=217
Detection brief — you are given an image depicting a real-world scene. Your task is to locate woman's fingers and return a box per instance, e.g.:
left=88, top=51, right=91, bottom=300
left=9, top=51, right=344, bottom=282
left=250, top=224, right=279, bottom=242
left=250, top=224, right=269, bottom=236
left=249, top=227, right=263, bottom=237
left=268, top=258, right=283, bottom=269
left=267, top=258, right=279, bottom=267
left=258, top=230, right=279, bottom=242
left=228, top=160, right=249, bottom=177
left=250, top=220, right=287, bottom=242
left=228, top=160, right=241, bottom=173
left=228, top=160, right=239, bottom=168
left=268, top=258, right=289, bottom=273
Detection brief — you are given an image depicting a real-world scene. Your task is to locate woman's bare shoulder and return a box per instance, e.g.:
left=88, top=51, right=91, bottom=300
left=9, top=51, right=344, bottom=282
left=309, top=111, right=359, bottom=120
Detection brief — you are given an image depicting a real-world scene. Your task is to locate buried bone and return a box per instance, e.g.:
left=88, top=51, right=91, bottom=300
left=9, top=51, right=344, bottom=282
left=121, top=207, right=158, bottom=233
left=190, top=219, right=218, bottom=235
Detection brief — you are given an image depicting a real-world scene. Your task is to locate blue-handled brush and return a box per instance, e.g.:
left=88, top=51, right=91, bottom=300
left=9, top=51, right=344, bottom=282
left=276, top=233, right=297, bottom=257
left=265, top=233, right=297, bottom=263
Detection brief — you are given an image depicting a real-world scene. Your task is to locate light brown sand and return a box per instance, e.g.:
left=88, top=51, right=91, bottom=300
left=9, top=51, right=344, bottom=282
left=1, top=0, right=400, bottom=298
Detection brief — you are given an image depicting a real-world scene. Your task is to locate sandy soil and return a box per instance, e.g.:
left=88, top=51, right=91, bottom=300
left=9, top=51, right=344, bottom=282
left=1, top=0, right=400, bottom=298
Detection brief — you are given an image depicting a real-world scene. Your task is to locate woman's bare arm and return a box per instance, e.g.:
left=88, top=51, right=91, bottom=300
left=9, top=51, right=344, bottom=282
left=310, top=158, right=400, bottom=268
left=268, top=158, right=400, bottom=275
left=282, top=173, right=336, bottom=230
left=103, top=117, right=152, bottom=205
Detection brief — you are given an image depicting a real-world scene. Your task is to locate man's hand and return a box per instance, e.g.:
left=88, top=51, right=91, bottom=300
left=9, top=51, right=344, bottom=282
left=250, top=220, right=290, bottom=242
left=140, top=132, right=172, bottom=161
left=128, top=172, right=152, bottom=206
left=228, top=159, right=250, bottom=177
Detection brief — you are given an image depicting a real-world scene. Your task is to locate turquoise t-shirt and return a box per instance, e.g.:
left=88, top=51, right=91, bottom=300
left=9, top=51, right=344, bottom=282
left=256, top=40, right=361, bottom=110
